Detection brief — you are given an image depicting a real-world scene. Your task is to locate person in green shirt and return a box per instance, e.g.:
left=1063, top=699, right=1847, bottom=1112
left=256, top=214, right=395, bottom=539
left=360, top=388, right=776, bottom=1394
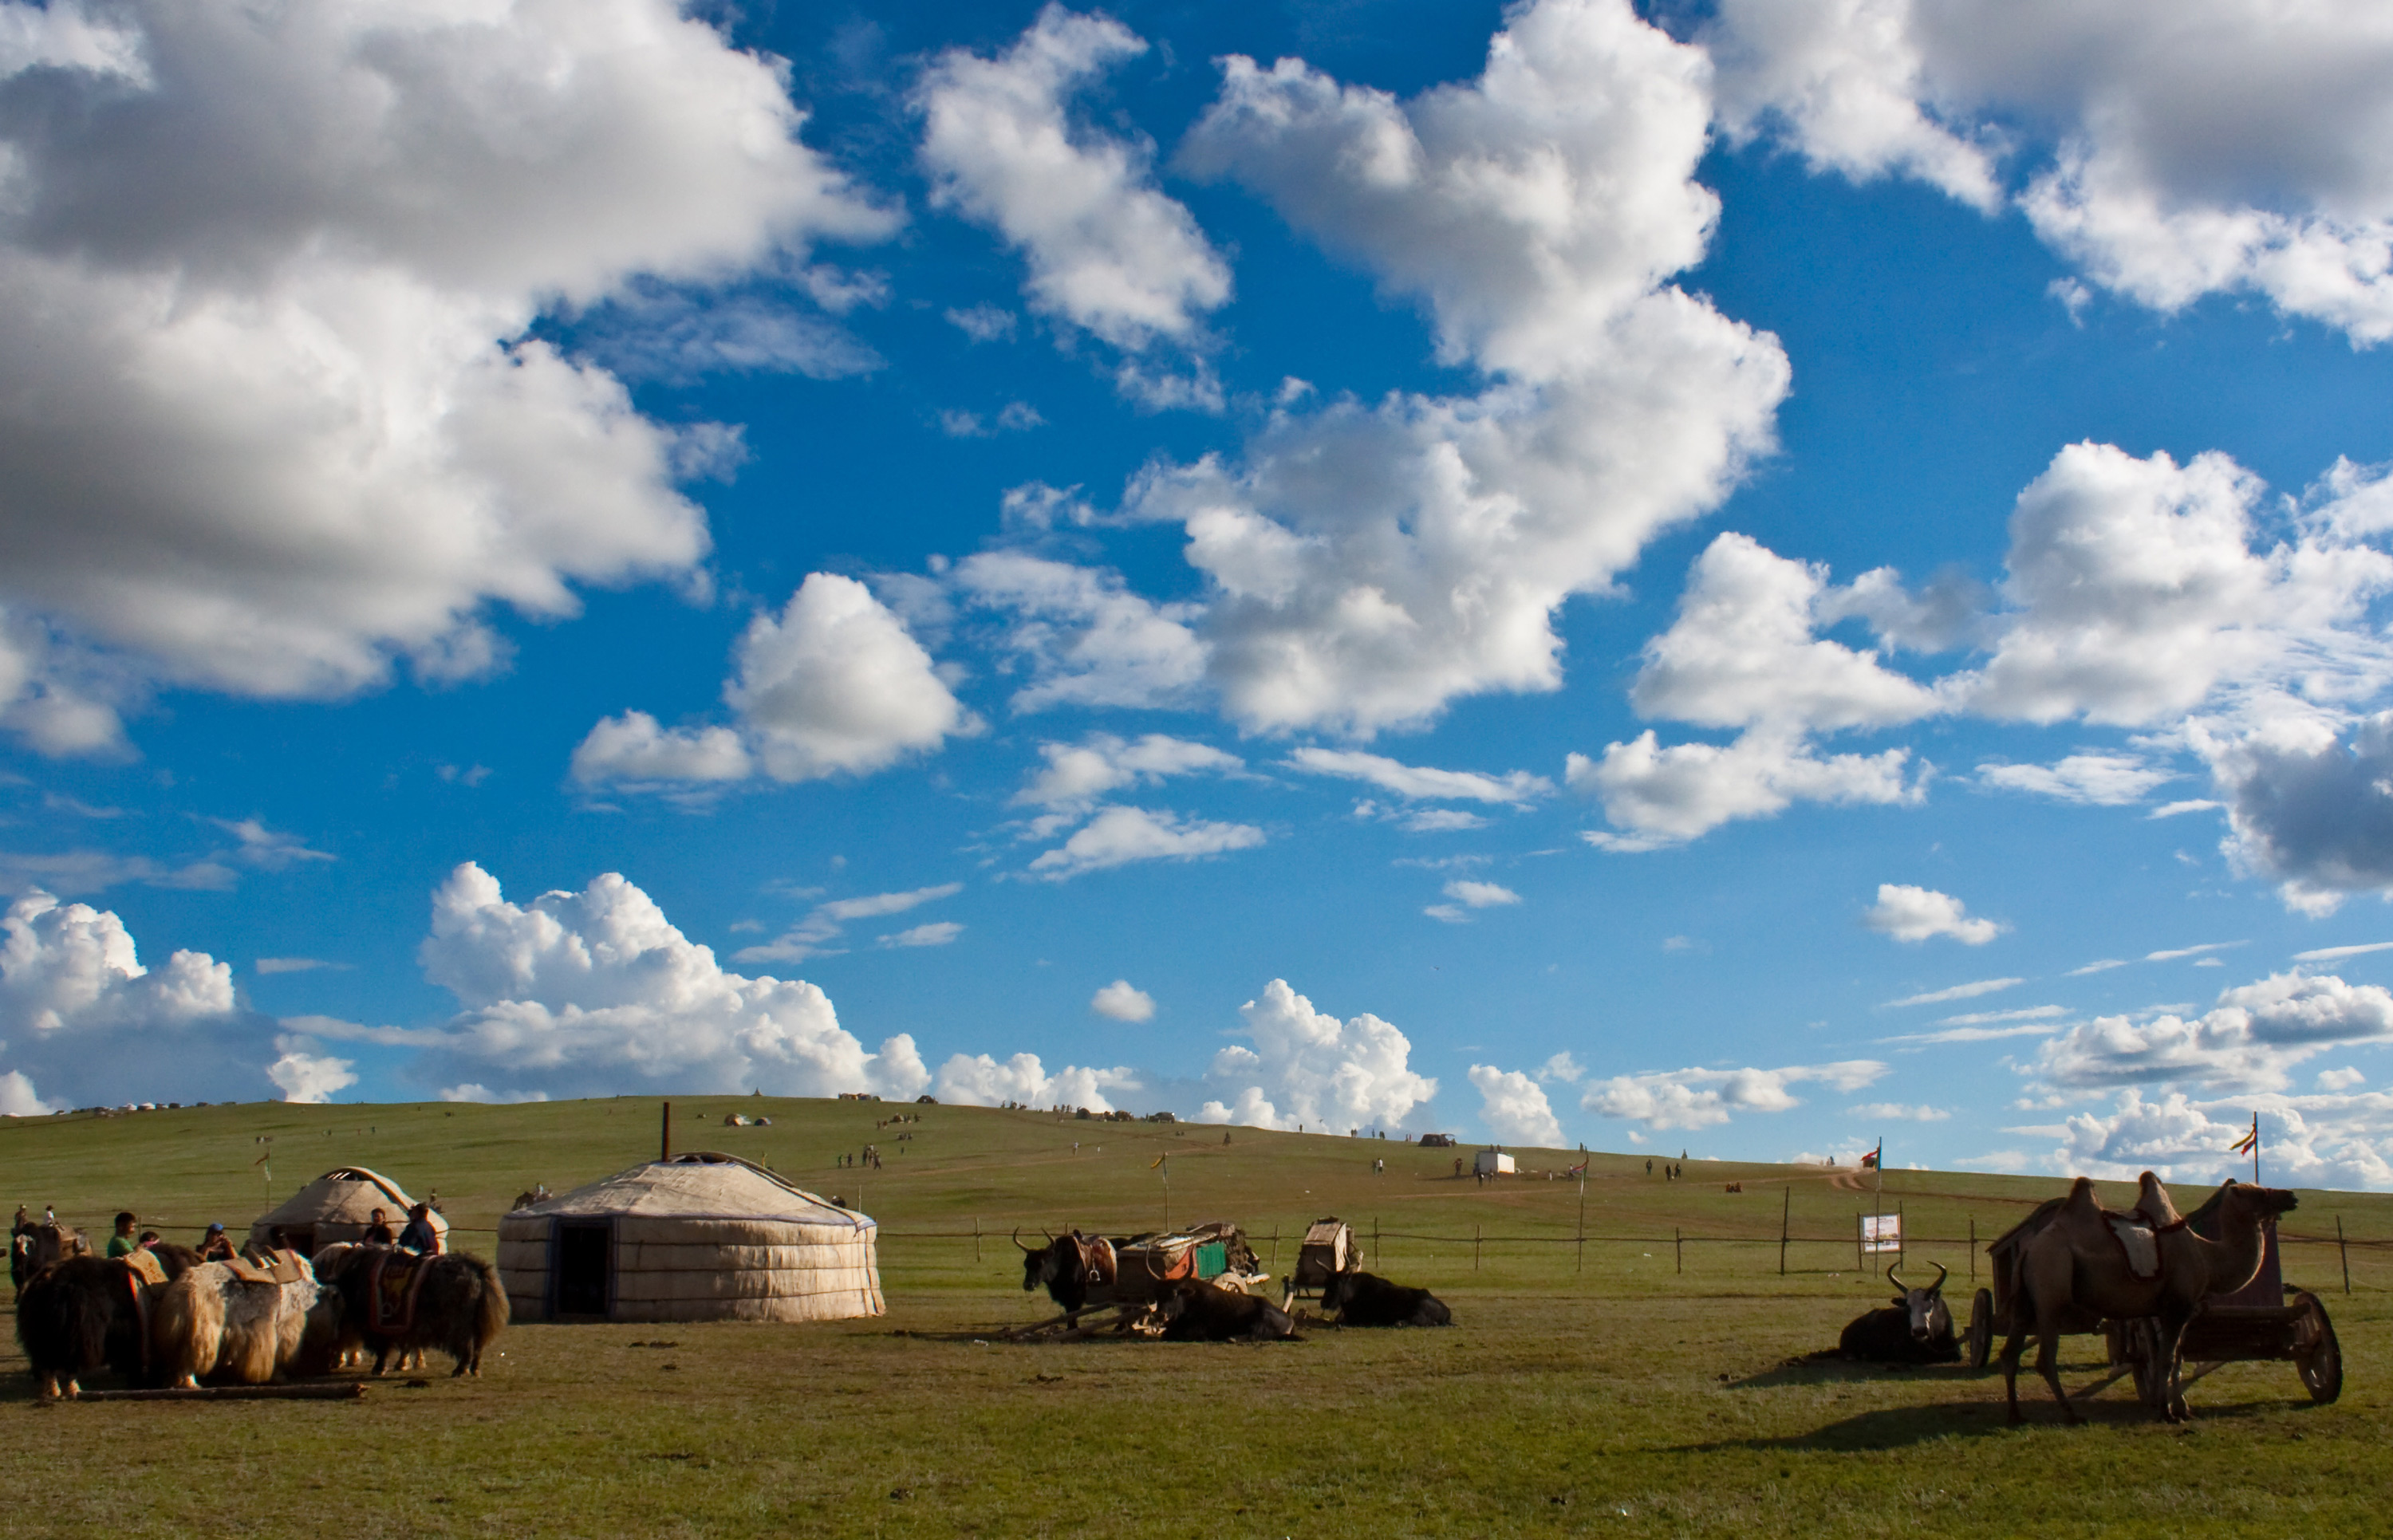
left=104, top=1211, right=139, bottom=1258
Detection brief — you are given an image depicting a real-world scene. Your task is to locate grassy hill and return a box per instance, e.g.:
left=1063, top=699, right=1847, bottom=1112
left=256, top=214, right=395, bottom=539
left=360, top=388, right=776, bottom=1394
left=4, top=1097, right=2387, bottom=1536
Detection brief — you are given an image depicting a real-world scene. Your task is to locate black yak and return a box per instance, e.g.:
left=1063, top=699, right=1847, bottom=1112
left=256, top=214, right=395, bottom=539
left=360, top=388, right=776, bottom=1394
left=313, top=1246, right=509, bottom=1377
left=1319, top=1269, right=1453, bottom=1327
left=1839, top=1262, right=1957, bottom=1363
left=1154, top=1279, right=1295, bottom=1341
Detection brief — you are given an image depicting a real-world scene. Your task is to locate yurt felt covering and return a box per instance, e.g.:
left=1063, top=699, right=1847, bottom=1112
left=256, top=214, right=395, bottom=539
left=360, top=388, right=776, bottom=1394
left=497, top=1153, right=883, bottom=1323
left=248, top=1166, right=448, bottom=1253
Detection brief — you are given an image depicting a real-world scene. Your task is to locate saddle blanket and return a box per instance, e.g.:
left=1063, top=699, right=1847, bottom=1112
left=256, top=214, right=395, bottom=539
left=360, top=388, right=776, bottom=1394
left=369, top=1250, right=433, bottom=1333
left=2106, top=1215, right=2161, bottom=1279
left=224, top=1249, right=306, bottom=1286
left=120, top=1249, right=167, bottom=1287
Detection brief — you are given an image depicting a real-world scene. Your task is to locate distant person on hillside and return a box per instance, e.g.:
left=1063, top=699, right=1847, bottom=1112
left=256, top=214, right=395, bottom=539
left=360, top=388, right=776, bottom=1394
left=361, top=1207, right=396, bottom=1245
left=396, top=1203, right=440, bottom=1254
left=198, top=1223, right=235, bottom=1261
left=105, top=1211, right=140, bottom=1258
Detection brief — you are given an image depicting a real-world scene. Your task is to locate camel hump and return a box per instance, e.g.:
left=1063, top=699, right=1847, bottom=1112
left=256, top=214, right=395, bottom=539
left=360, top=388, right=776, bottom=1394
left=2135, top=1171, right=2182, bottom=1226
left=2062, top=1176, right=2100, bottom=1215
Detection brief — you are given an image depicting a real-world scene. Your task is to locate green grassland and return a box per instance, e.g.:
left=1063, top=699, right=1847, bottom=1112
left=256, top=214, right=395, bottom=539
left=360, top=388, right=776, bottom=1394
left=3, top=1097, right=2387, bottom=1538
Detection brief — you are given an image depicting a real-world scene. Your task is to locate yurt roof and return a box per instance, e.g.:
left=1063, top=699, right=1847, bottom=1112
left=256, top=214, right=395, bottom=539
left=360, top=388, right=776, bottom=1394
left=514, top=1152, right=870, bottom=1228
left=254, top=1166, right=448, bottom=1232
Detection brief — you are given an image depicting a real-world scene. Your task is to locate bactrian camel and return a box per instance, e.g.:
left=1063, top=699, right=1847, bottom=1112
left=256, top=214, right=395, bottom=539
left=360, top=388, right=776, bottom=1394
left=2001, top=1176, right=2296, bottom=1424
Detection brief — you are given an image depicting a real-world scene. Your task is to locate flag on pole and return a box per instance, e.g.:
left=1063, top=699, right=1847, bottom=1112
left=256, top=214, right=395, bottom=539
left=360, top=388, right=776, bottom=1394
left=2229, top=1122, right=2259, bottom=1156
left=1859, top=1143, right=1881, bottom=1170
left=1150, top=1153, right=1168, bottom=1170
left=1567, top=1160, right=1588, bottom=1176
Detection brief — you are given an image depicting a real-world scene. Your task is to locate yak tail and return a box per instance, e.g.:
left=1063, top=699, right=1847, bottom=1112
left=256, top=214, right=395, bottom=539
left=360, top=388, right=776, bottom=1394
left=471, top=1254, right=511, bottom=1352
left=150, top=1272, right=223, bottom=1389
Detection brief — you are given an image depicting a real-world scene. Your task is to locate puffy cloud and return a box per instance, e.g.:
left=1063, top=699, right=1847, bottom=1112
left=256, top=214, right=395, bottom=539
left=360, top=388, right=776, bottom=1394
left=570, top=712, right=751, bottom=788
left=1539, top=1051, right=1584, bottom=1084
left=438, top=1083, right=550, bottom=1105
left=0, top=0, right=890, bottom=715
left=1956, top=445, right=2393, bottom=727
left=0, top=888, right=264, bottom=1107
left=0, top=1069, right=55, bottom=1117
left=1090, top=979, right=1156, bottom=1022
left=2320, top=1066, right=2367, bottom=1091
left=1015, top=734, right=1241, bottom=813
left=951, top=553, right=1207, bottom=713
left=1125, top=0, right=1788, bottom=735
left=1704, top=0, right=2001, bottom=212
left=1287, top=748, right=1549, bottom=805
left=2056, top=1089, right=2393, bottom=1191
left=578, top=574, right=970, bottom=793
left=1628, top=534, right=1941, bottom=733
left=1863, top=884, right=2003, bottom=944
left=932, top=1051, right=1139, bottom=1113
left=732, top=882, right=962, bottom=966
left=1978, top=752, right=2174, bottom=805
left=417, top=862, right=929, bottom=1100
left=267, top=1039, right=357, bottom=1105
left=1570, top=729, right=1918, bottom=848
left=2030, top=969, right=2393, bottom=1093
left=913, top=6, right=1228, bottom=380
left=1199, top=979, right=1437, bottom=1132
left=729, top=575, right=972, bottom=782
left=1705, top=0, right=2393, bottom=344
left=1469, top=1063, right=1565, bottom=1146
left=1425, top=878, right=1522, bottom=924
left=2201, top=710, right=2393, bottom=915
left=1583, top=1058, right=1886, bottom=1129
left=1027, top=806, right=1264, bottom=880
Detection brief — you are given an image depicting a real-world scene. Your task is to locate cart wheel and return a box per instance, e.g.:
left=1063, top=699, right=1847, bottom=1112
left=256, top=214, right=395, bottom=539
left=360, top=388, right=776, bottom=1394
left=1965, top=1288, right=1994, bottom=1369
left=2123, top=1319, right=2170, bottom=1410
left=2291, top=1291, right=2344, bottom=1404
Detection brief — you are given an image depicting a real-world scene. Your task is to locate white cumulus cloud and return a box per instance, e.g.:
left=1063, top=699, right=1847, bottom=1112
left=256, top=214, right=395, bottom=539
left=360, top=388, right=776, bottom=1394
left=418, top=862, right=930, bottom=1101
left=0, top=0, right=893, bottom=741
left=1197, top=979, right=1437, bottom=1132
left=1090, top=979, right=1156, bottom=1022
left=1864, top=883, right=2003, bottom=944
left=2029, top=970, right=2393, bottom=1094
left=1978, top=752, right=2174, bottom=805
left=933, top=1051, right=1139, bottom=1113
left=1469, top=1063, right=1565, bottom=1146
left=1571, top=730, right=1919, bottom=848
left=1287, top=748, right=1550, bottom=805
left=1583, top=1058, right=1887, bottom=1130
left=267, top=1038, right=357, bottom=1105
left=1027, top=805, right=1264, bottom=880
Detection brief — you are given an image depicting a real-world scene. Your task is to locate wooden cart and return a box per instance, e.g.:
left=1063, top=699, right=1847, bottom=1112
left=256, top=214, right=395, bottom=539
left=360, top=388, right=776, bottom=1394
left=1281, top=1217, right=1359, bottom=1307
left=1011, top=1221, right=1267, bottom=1338
left=1964, top=1190, right=2342, bottom=1408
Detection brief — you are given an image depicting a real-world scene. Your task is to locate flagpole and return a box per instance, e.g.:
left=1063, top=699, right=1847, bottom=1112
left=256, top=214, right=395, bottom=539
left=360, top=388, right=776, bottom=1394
left=1873, top=1136, right=1885, bottom=1276
left=2253, top=1113, right=2261, bottom=1186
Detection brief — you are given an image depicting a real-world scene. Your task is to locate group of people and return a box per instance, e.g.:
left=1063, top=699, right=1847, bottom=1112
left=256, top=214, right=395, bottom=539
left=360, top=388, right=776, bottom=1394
left=15, top=1200, right=444, bottom=1263
left=836, top=1147, right=883, bottom=1170
left=1646, top=1159, right=1687, bottom=1180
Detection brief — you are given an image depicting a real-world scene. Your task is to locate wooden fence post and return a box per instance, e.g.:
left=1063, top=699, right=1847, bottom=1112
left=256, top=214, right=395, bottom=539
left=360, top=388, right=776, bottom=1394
left=1474, top=1223, right=1481, bottom=1272
left=1780, top=1187, right=1790, bottom=1278
left=1270, top=1224, right=1279, bottom=1273
left=1968, top=1216, right=1975, bottom=1281
left=1374, top=1215, right=1380, bottom=1264
left=1674, top=1227, right=1681, bottom=1276
left=2339, top=1216, right=2352, bottom=1294
left=1855, top=1211, right=1863, bottom=1270
left=973, top=1216, right=980, bottom=1264
left=1897, top=1202, right=1906, bottom=1272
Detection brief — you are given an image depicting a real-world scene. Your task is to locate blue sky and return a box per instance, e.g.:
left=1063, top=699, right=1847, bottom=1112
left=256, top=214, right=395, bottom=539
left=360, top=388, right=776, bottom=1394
left=7, top=0, right=2393, bottom=1187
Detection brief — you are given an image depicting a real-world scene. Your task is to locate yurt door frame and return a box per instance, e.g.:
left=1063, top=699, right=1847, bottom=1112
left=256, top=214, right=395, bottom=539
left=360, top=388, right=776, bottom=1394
left=551, top=1216, right=616, bottom=1318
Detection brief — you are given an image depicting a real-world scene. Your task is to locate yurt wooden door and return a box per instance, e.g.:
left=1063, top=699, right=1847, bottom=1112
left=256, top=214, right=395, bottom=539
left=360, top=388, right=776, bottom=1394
left=554, top=1219, right=613, bottom=1317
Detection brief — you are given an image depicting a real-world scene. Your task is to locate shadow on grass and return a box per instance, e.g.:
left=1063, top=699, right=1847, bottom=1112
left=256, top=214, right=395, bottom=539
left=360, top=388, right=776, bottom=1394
left=1725, top=1353, right=1991, bottom=1389
left=1692, top=1376, right=2325, bottom=1453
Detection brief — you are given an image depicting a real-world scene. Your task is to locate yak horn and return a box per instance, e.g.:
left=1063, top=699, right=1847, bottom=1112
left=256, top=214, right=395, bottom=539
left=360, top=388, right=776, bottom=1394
left=1928, top=1260, right=1948, bottom=1293
left=1011, top=1227, right=1035, bottom=1254
left=1886, top=1265, right=1906, bottom=1292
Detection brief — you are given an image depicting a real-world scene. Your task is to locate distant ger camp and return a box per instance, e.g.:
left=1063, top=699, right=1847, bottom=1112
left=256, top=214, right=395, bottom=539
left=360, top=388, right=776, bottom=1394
left=496, top=1152, right=882, bottom=1324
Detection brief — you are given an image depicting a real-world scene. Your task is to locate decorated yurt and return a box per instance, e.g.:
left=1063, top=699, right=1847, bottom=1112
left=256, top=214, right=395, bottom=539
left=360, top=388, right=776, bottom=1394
left=497, top=1152, right=882, bottom=1323
left=248, top=1166, right=448, bottom=1255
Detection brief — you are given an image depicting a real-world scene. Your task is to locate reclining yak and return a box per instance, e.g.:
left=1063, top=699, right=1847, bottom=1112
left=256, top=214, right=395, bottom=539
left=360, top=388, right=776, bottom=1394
left=1154, top=1279, right=1295, bottom=1341
left=1320, top=1269, right=1453, bottom=1328
left=1838, top=1262, right=1957, bottom=1364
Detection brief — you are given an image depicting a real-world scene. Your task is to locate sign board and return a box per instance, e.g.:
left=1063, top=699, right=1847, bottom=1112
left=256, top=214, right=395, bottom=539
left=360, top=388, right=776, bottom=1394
left=1860, top=1214, right=1902, bottom=1254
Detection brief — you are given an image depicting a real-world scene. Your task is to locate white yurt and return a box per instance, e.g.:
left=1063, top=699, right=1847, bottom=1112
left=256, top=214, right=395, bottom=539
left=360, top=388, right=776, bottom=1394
left=496, top=1152, right=882, bottom=1323
left=249, top=1166, right=449, bottom=1256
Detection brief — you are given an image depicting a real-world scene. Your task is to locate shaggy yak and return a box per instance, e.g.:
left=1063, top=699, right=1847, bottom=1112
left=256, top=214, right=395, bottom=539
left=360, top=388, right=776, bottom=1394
left=1153, top=1279, right=1296, bottom=1341
left=313, top=1245, right=509, bottom=1377
left=1319, top=1270, right=1453, bottom=1328
left=16, top=1247, right=204, bottom=1399
left=149, top=1254, right=341, bottom=1388
left=11, top=1222, right=89, bottom=1296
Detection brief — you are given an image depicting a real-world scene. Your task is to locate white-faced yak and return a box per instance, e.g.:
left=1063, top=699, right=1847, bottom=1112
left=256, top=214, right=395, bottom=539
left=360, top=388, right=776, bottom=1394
left=313, top=1245, right=509, bottom=1377
left=149, top=1253, right=342, bottom=1388
left=1154, top=1279, right=1296, bottom=1341
left=1319, top=1270, right=1453, bottom=1327
left=1838, top=1262, right=1958, bottom=1364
